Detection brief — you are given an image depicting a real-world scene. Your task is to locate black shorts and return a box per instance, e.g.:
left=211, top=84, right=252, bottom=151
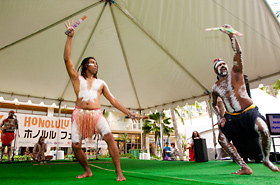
left=220, top=107, right=266, bottom=141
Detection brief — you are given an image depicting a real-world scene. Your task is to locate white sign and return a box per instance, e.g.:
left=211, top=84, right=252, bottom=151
left=0, top=112, right=72, bottom=147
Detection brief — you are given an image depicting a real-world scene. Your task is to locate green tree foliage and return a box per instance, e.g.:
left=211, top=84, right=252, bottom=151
left=260, top=79, right=280, bottom=96
left=142, top=112, right=173, bottom=137
left=142, top=112, right=173, bottom=155
left=117, top=133, right=131, bottom=143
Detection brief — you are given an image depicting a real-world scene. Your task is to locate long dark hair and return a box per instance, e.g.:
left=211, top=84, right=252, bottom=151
left=78, top=57, right=98, bottom=79
left=192, top=131, right=200, bottom=140
left=38, top=136, right=45, bottom=143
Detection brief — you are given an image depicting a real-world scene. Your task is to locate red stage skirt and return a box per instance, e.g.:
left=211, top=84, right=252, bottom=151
left=1, top=132, right=15, bottom=145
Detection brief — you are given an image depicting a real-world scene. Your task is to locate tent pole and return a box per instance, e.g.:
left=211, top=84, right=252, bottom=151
left=206, top=96, right=217, bottom=159
left=56, top=98, right=63, bottom=160
left=140, top=118, right=143, bottom=152
left=140, top=110, right=143, bottom=153
left=160, top=112, right=163, bottom=159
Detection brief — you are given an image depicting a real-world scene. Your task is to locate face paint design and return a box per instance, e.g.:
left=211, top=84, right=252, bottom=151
left=214, top=61, right=228, bottom=77
left=217, top=64, right=228, bottom=77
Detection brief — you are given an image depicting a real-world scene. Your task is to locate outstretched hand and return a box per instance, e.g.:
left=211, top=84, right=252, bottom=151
left=219, top=24, right=232, bottom=35
left=126, top=113, right=148, bottom=123
left=219, top=117, right=226, bottom=127
left=64, top=20, right=75, bottom=37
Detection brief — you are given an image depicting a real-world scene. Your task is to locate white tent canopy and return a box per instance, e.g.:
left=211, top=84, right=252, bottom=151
left=0, top=0, right=280, bottom=113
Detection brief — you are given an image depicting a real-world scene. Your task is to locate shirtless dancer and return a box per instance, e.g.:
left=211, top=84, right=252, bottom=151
left=64, top=20, right=136, bottom=181
left=0, top=111, right=18, bottom=162
left=211, top=24, right=280, bottom=175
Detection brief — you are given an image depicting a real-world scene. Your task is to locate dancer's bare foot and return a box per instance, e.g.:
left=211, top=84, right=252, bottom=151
left=263, top=161, right=280, bottom=172
left=76, top=170, right=92, bottom=179
left=116, top=171, right=126, bottom=181
left=232, top=166, right=252, bottom=175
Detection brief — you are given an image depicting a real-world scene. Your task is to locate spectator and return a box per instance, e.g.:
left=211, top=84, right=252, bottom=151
left=170, top=142, right=179, bottom=161
left=31, top=136, right=53, bottom=162
left=163, top=142, right=171, bottom=160
left=186, top=131, right=201, bottom=161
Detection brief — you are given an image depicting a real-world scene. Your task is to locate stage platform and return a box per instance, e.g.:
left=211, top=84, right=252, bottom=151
left=0, top=158, right=279, bottom=185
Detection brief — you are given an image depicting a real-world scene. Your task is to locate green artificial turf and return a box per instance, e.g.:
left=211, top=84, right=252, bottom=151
left=0, top=159, right=279, bottom=185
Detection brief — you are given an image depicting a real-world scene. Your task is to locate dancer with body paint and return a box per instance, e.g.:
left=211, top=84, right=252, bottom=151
left=0, top=111, right=18, bottom=163
left=64, top=20, right=136, bottom=181
left=211, top=24, right=280, bottom=175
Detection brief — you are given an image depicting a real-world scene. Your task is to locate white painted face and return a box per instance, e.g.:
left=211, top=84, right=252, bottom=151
left=8, top=111, right=14, bottom=118
left=215, top=61, right=228, bottom=77
left=87, top=59, right=98, bottom=74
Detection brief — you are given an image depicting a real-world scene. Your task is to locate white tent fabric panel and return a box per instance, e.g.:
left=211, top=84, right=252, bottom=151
left=0, top=0, right=99, bottom=48
left=0, top=0, right=279, bottom=113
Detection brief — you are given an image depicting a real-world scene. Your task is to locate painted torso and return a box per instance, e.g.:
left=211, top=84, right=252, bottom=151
left=75, top=76, right=113, bottom=110
left=78, top=76, right=105, bottom=103
left=1, top=118, right=17, bottom=132
left=211, top=71, right=252, bottom=113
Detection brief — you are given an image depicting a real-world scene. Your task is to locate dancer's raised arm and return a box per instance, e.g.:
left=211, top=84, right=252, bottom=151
left=220, top=24, right=243, bottom=73
left=64, top=20, right=78, bottom=80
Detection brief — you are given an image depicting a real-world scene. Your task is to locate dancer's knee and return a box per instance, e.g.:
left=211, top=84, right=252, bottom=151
left=218, top=137, right=223, bottom=145
left=72, top=142, right=81, bottom=151
left=104, top=133, right=117, bottom=149
left=254, top=117, right=269, bottom=136
left=103, top=132, right=113, bottom=142
left=218, top=132, right=227, bottom=145
left=218, top=135, right=223, bottom=144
